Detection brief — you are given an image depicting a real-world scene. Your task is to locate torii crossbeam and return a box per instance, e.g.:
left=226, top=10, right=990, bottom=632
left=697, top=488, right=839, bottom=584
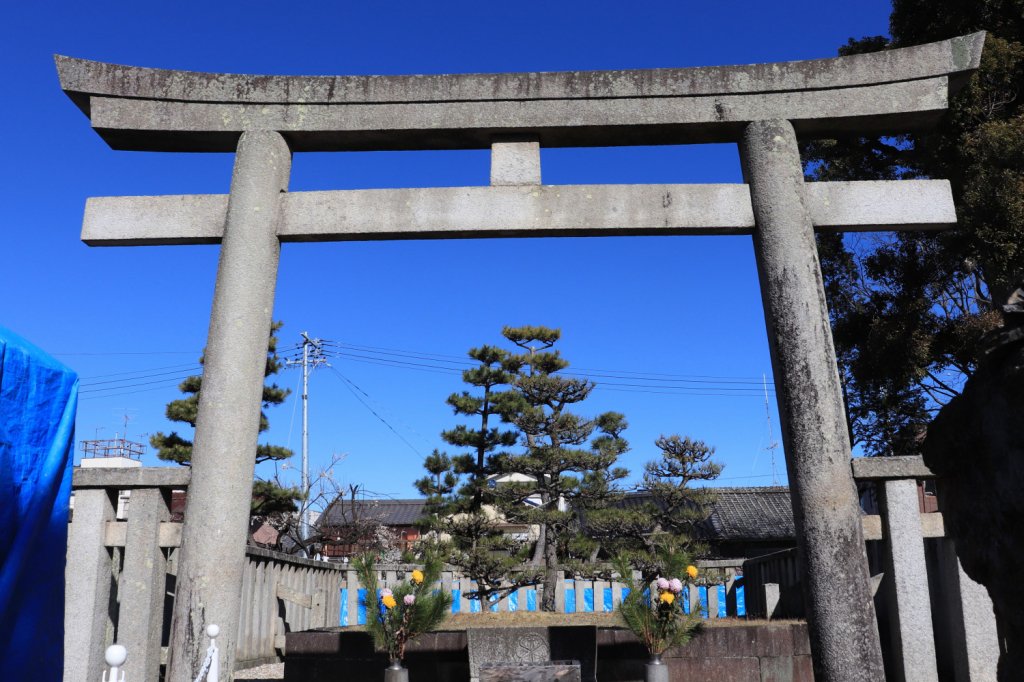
left=58, top=32, right=983, bottom=682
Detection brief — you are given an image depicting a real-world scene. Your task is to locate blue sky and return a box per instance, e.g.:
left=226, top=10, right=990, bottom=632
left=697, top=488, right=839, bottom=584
left=3, top=0, right=893, bottom=501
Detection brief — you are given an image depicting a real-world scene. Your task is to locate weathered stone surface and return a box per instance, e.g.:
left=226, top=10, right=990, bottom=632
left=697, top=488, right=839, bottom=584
left=55, top=34, right=983, bottom=152
left=116, top=488, right=170, bottom=682
left=922, top=312, right=1024, bottom=680
left=936, top=539, right=1000, bottom=682
left=851, top=455, right=935, bottom=480
left=468, top=628, right=551, bottom=681
left=81, top=179, right=956, bottom=246
left=468, top=627, right=596, bottom=682
left=72, top=465, right=190, bottom=488
left=491, top=140, right=541, bottom=186
left=84, top=79, right=950, bottom=151
left=480, top=662, right=581, bottom=682
left=165, top=131, right=291, bottom=682
left=285, top=625, right=810, bottom=682
left=880, top=479, right=939, bottom=681
left=63, top=488, right=115, bottom=682
left=56, top=34, right=983, bottom=105
left=860, top=511, right=945, bottom=541
left=741, top=119, right=884, bottom=680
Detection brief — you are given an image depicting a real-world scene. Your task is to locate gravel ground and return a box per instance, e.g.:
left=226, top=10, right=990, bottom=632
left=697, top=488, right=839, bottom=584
left=235, top=662, right=284, bottom=680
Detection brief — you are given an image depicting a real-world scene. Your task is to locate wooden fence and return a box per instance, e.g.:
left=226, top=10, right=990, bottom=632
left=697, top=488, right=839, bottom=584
left=337, top=558, right=746, bottom=626
left=741, top=548, right=802, bottom=619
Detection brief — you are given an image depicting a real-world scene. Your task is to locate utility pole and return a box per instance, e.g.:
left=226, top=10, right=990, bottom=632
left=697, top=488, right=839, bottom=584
left=286, top=332, right=328, bottom=554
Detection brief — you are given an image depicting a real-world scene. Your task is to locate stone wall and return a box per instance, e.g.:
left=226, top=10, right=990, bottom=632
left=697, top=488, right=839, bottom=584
left=284, top=623, right=811, bottom=682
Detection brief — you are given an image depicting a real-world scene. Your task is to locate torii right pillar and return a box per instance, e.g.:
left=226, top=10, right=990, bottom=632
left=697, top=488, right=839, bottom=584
left=741, top=119, right=886, bottom=680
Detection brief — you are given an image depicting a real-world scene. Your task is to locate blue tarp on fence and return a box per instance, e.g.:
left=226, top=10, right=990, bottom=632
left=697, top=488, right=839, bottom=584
left=0, top=327, right=77, bottom=680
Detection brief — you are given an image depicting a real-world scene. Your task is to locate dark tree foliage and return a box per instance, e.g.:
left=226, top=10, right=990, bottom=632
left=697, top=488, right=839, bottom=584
left=150, top=321, right=301, bottom=514
left=591, top=435, right=721, bottom=584
left=803, top=2, right=1024, bottom=455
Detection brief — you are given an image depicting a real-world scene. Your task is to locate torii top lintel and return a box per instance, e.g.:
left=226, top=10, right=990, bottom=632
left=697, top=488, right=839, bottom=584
left=56, top=32, right=984, bottom=153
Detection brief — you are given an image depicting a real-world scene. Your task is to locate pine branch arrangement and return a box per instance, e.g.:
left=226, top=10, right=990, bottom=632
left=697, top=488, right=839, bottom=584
left=353, top=552, right=452, bottom=663
left=613, top=550, right=703, bottom=656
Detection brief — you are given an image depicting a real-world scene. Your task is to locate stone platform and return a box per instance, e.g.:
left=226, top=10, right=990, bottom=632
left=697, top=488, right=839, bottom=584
left=284, top=623, right=812, bottom=682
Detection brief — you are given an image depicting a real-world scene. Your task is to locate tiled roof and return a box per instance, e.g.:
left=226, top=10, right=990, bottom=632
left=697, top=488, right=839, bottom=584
left=318, top=499, right=426, bottom=527
left=317, top=487, right=796, bottom=542
left=611, top=487, right=794, bottom=542
left=701, top=487, right=794, bottom=541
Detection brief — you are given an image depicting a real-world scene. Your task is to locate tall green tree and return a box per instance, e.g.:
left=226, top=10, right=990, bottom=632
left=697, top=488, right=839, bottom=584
left=415, top=345, right=533, bottom=600
left=492, top=325, right=631, bottom=611
left=150, top=321, right=301, bottom=515
left=803, top=2, right=1024, bottom=455
left=589, top=435, right=721, bottom=584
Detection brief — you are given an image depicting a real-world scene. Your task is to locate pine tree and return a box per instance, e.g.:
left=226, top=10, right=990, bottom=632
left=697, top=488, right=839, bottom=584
left=416, top=345, right=533, bottom=601
left=583, top=435, right=721, bottom=584
left=492, top=325, right=631, bottom=611
left=150, top=321, right=301, bottom=515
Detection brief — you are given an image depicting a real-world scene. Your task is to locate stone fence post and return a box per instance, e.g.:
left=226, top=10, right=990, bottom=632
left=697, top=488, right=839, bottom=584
left=853, top=455, right=999, bottom=681
left=64, top=486, right=115, bottom=682
left=65, top=467, right=190, bottom=682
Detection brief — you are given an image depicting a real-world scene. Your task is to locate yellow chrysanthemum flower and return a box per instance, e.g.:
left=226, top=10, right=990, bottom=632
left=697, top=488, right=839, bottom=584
left=686, top=565, right=698, bottom=579
left=411, top=569, right=424, bottom=584
left=382, top=594, right=397, bottom=609
left=659, top=591, right=675, bottom=604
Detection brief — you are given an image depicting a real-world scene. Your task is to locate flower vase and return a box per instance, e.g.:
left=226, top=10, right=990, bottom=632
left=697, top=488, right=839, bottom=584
left=384, top=659, right=408, bottom=682
left=645, top=653, right=669, bottom=682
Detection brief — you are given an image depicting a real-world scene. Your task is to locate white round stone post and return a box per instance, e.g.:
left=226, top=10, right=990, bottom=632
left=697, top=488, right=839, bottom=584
left=165, top=130, right=291, bottom=682
left=740, top=119, right=885, bottom=680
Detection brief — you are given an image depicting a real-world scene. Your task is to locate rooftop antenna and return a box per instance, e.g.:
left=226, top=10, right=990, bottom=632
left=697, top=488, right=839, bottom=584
left=763, top=374, right=780, bottom=486
left=112, top=408, right=137, bottom=440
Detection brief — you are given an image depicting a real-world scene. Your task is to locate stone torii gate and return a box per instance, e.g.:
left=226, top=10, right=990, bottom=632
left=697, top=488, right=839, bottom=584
left=58, top=33, right=983, bottom=682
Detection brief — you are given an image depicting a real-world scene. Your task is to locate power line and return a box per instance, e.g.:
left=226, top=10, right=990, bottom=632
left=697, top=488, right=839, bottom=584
left=55, top=350, right=198, bottom=357
left=78, top=372, right=197, bottom=394
left=325, top=366, right=423, bottom=458
left=595, top=386, right=773, bottom=398
left=78, top=382, right=190, bottom=401
left=320, top=341, right=774, bottom=393
left=80, top=361, right=202, bottom=381
left=80, top=366, right=202, bottom=388
left=325, top=339, right=774, bottom=383
left=321, top=349, right=770, bottom=397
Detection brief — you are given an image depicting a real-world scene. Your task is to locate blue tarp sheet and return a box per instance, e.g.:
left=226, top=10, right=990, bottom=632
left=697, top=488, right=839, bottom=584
left=0, top=327, right=77, bottom=679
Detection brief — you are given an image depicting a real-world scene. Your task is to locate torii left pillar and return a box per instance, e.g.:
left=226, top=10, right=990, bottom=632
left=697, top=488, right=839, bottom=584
left=166, top=131, right=291, bottom=682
